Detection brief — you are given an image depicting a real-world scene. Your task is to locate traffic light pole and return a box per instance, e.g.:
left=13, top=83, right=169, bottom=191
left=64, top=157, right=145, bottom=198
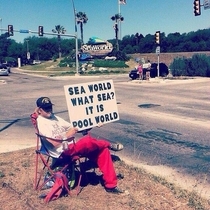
left=155, top=46, right=160, bottom=77
left=0, top=27, right=79, bottom=75
left=157, top=54, right=160, bottom=77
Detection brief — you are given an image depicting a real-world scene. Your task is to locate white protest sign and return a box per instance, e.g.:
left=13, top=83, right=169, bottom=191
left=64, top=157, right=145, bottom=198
left=64, top=79, right=119, bottom=131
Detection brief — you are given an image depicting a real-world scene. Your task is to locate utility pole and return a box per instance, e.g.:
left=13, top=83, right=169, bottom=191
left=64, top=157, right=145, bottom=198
left=72, top=0, right=79, bottom=75
left=0, top=18, right=2, bottom=35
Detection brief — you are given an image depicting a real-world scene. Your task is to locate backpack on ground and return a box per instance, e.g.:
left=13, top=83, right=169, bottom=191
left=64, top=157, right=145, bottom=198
left=44, top=171, right=69, bottom=203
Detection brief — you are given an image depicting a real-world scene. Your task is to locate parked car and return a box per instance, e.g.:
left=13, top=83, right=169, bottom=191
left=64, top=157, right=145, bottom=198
left=129, top=69, right=140, bottom=80
left=0, top=64, right=9, bottom=76
left=78, top=53, right=93, bottom=61
left=32, top=60, right=41, bottom=65
left=3, top=63, right=11, bottom=73
left=129, top=62, right=169, bottom=80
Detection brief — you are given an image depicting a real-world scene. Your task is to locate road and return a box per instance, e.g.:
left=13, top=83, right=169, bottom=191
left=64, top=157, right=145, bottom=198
left=1, top=70, right=210, bottom=199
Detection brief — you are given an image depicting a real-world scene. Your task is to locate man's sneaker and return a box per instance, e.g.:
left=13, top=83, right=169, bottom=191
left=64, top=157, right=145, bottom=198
left=110, top=142, right=124, bottom=152
left=105, top=186, right=124, bottom=194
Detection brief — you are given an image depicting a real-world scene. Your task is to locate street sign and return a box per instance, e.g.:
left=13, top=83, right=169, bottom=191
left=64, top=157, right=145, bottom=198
left=27, top=52, right=30, bottom=60
left=20, top=29, right=29, bottom=33
left=156, top=46, right=160, bottom=54
left=204, top=0, right=210, bottom=10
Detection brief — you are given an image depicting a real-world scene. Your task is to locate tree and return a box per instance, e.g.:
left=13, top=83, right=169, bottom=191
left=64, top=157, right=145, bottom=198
left=135, top=33, right=143, bottom=45
left=52, top=25, right=66, bottom=58
left=76, top=12, right=88, bottom=45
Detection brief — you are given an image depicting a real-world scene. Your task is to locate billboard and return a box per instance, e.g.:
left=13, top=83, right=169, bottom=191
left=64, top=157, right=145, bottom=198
left=81, top=37, right=113, bottom=57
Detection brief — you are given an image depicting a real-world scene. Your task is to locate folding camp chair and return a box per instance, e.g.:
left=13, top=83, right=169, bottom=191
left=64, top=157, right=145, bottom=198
left=30, top=112, right=83, bottom=196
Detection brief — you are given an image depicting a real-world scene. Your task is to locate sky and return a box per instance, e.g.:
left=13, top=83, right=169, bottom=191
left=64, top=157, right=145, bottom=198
left=1, top=0, right=210, bottom=43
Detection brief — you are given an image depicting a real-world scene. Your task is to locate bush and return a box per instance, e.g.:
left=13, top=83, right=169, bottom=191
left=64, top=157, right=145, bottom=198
left=190, top=54, right=209, bottom=76
left=58, top=62, right=67, bottom=67
left=170, top=54, right=210, bottom=77
left=87, top=69, right=126, bottom=75
left=109, top=49, right=130, bottom=61
left=170, top=57, right=188, bottom=76
left=93, top=59, right=128, bottom=68
left=59, top=56, right=76, bottom=67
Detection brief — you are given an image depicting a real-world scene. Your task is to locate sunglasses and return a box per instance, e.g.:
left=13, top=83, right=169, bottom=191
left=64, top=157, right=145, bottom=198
left=41, top=106, right=52, bottom=113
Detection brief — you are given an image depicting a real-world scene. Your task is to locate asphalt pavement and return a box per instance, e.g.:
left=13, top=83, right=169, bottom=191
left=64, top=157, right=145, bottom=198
left=1, top=69, right=209, bottom=154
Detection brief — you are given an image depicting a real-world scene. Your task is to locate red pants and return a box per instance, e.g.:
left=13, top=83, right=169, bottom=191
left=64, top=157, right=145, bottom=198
left=62, top=135, right=117, bottom=188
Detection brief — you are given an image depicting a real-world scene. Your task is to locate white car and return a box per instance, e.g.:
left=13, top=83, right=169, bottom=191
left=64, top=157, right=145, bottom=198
left=3, top=63, right=11, bottom=73
left=105, top=56, right=116, bottom=61
left=0, top=64, right=9, bottom=76
left=32, top=60, right=41, bottom=65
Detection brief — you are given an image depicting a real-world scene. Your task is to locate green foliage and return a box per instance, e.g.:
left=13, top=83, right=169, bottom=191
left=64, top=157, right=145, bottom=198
left=0, top=34, right=76, bottom=64
left=76, top=11, right=88, bottom=45
left=60, top=71, right=75, bottom=76
left=169, top=57, right=187, bottom=76
left=170, top=54, right=210, bottom=77
left=2, top=28, right=210, bottom=64
left=110, top=49, right=130, bottom=61
left=87, top=70, right=102, bottom=74
left=59, top=56, right=76, bottom=67
left=53, top=56, right=57, bottom=62
left=58, top=62, right=67, bottom=67
left=190, top=54, right=209, bottom=76
left=87, top=69, right=126, bottom=75
left=4, top=56, right=16, bottom=62
left=93, top=59, right=128, bottom=68
left=110, top=28, right=210, bottom=54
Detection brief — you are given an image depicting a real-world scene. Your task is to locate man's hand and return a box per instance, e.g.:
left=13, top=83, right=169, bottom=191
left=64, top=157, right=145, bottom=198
left=72, top=127, right=78, bottom=133
left=65, top=127, right=78, bottom=138
left=97, top=123, right=104, bottom=128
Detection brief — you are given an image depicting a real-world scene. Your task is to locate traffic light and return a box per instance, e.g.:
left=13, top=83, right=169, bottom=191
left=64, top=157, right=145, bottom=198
left=38, top=26, right=44, bottom=36
left=194, top=0, right=201, bottom=16
left=155, top=31, right=160, bottom=45
left=8, top=25, right=14, bottom=36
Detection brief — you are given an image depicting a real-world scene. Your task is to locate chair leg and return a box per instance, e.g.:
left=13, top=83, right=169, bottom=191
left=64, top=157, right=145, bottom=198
left=34, top=152, right=86, bottom=196
left=36, top=156, right=50, bottom=190
left=74, top=158, right=88, bottom=195
left=75, top=170, right=82, bottom=195
left=35, top=154, right=54, bottom=191
left=34, top=153, right=39, bottom=190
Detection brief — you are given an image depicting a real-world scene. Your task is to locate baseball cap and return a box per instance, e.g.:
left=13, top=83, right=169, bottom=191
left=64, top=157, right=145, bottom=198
left=36, top=97, right=54, bottom=109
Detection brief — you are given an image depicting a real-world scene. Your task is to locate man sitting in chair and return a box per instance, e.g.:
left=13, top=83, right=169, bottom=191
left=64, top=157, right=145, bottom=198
left=35, top=96, right=124, bottom=194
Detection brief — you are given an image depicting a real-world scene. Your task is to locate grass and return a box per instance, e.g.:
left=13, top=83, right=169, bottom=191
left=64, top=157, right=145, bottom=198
left=19, top=58, right=131, bottom=77
left=127, top=165, right=209, bottom=210
left=1, top=146, right=210, bottom=209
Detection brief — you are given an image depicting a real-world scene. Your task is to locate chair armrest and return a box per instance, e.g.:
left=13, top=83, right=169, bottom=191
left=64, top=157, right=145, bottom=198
left=36, top=133, right=75, bottom=143
left=65, top=136, right=75, bottom=143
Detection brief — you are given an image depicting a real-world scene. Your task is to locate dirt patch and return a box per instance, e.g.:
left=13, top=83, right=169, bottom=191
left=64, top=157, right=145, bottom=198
left=0, top=148, right=209, bottom=210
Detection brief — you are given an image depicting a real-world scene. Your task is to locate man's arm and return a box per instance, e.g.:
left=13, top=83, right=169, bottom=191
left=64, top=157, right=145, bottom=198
left=45, top=127, right=78, bottom=147
left=64, top=127, right=78, bottom=139
left=37, top=118, right=76, bottom=146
